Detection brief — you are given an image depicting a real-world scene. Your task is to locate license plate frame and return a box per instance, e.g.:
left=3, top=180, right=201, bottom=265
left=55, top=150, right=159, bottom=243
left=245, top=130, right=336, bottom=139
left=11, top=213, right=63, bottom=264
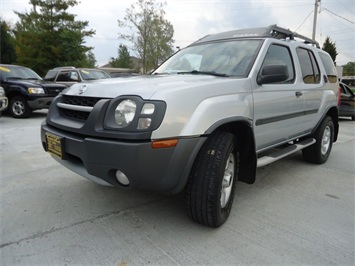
left=45, top=132, right=64, bottom=159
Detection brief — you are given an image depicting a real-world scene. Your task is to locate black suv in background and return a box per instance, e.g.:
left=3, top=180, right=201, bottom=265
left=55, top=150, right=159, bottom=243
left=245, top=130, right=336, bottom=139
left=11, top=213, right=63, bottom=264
left=44, top=67, right=111, bottom=86
left=0, top=64, right=67, bottom=118
left=339, top=82, right=355, bottom=120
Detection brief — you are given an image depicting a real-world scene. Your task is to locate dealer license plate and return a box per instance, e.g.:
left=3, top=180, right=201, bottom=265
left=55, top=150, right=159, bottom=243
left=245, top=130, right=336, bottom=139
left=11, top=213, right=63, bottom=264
left=45, top=132, right=64, bottom=159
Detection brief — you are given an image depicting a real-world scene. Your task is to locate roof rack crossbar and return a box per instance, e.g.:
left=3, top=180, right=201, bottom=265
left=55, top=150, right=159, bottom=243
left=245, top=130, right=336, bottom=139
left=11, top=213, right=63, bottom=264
left=189, top=25, right=320, bottom=48
left=265, top=24, right=320, bottom=48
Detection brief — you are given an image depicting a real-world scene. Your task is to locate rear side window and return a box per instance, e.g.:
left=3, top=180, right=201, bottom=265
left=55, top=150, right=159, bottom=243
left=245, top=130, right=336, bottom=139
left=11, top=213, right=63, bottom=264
left=318, top=52, right=338, bottom=83
left=56, top=71, right=71, bottom=82
left=296, top=48, right=320, bottom=84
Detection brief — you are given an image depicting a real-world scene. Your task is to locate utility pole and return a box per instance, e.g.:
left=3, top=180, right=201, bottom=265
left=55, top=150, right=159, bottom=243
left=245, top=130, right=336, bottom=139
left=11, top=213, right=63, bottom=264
left=312, top=0, right=321, bottom=40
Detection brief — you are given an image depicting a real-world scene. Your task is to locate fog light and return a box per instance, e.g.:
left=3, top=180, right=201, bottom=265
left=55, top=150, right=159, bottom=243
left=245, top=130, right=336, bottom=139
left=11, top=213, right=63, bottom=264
left=115, top=170, right=130, bottom=186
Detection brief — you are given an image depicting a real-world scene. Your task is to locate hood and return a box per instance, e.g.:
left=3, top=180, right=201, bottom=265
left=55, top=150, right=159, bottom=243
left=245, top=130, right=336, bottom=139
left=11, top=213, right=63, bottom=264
left=63, top=74, right=244, bottom=99
left=7, top=79, right=67, bottom=89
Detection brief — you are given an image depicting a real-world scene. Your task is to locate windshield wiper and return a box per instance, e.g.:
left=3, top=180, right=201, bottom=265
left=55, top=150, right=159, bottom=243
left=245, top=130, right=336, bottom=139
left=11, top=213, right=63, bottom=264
left=153, top=72, right=170, bottom=75
left=177, top=70, right=229, bottom=77
left=7, top=77, right=24, bottom=80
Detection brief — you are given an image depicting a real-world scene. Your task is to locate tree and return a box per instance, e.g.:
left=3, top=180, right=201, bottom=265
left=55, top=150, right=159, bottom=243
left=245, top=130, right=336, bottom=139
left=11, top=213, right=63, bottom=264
left=342, top=62, right=355, bottom=76
left=322, top=36, right=338, bottom=65
left=0, top=20, right=17, bottom=64
left=118, top=0, right=174, bottom=73
left=83, top=51, right=96, bottom=68
left=109, top=44, right=133, bottom=68
left=13, top=0, right=95, bottom=76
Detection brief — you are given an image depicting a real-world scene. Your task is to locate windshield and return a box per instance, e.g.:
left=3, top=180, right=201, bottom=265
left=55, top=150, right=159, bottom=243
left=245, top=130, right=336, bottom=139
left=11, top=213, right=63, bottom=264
left=0, top=65, right=42, bottom=80
left=154, top=40, right=262, bottom=77
left=80, top=69, right=111, bottom=80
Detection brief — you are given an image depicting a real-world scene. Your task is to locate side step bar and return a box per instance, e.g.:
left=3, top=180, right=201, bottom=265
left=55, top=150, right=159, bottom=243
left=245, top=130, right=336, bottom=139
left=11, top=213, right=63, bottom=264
left=257, top=138, right=316, bottom=168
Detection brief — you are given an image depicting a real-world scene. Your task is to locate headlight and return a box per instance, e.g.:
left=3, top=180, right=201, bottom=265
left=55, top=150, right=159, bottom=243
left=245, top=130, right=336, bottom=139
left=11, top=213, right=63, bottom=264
left=28, top=87, right=45, bottom=94
left=114, top=99, right=137, bottom=127
left=0, top=87, right=4, bottom=96
left=104, top=96, right=166, bottom=133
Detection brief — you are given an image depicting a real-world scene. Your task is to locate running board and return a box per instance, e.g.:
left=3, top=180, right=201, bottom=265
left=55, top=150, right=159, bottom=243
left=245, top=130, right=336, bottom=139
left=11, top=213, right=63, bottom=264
left=257, top=138, right=316, bottom=168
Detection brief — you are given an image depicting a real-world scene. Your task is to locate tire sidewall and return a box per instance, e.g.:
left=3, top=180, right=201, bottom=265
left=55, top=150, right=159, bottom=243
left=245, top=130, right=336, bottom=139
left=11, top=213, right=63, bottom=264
left=213, top=134, right=238, bottom=226
left=9, top=96, right=31, bottom=118
left=316, top=117, right=334, bottom=163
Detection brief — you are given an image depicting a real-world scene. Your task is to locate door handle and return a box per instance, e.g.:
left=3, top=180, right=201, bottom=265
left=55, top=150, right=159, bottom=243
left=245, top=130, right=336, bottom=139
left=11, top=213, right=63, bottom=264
left=295, top=91, right=303, bottom=97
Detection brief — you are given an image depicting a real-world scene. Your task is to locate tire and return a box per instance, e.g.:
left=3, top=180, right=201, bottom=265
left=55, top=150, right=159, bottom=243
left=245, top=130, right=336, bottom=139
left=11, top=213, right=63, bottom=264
left=9, top=96, right=32, bottom=118
left=302, top=116, right=334, bottom=164
left=185, top=131, right=238, bottom=227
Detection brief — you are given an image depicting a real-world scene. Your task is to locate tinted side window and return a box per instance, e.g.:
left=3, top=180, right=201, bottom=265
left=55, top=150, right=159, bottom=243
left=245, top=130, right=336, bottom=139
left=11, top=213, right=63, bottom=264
left=56, top=71, right=70, bottom=82
left=259, top=44, right=295, bottom=83
left=318, top=52, right=338, bottom=83
left=297, top=48, right=321, bottom=84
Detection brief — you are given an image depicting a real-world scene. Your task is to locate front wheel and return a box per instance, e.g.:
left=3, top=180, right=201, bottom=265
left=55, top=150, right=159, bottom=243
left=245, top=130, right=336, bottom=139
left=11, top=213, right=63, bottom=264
left=302, top=116, right=334, bottom=164
left=9, top=96, right=32, bottom=118
left=185, top=131, right=238, bottom=227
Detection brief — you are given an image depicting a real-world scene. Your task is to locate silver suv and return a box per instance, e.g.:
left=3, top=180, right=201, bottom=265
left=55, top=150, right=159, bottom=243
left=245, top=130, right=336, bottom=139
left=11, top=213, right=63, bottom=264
left=41, top=25, right=340, bottom=227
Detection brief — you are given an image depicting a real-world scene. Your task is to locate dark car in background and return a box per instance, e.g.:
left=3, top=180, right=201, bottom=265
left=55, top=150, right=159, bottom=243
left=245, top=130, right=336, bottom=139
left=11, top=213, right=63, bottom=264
left=44, top=67, right=111, bottom=86
left=339, top=82, right=355, bottom=121
left=0, top=64, right=67, bottom=118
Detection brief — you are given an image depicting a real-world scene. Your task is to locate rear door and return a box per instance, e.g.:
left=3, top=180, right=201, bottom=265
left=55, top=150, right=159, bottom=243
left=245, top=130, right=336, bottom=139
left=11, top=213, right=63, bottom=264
left=294, top=47, right=323, bottom=132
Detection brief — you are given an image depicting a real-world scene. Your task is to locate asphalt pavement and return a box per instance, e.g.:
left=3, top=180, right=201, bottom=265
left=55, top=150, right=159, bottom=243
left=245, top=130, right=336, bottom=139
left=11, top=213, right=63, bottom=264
left=1, top=110, right=354, bottom=265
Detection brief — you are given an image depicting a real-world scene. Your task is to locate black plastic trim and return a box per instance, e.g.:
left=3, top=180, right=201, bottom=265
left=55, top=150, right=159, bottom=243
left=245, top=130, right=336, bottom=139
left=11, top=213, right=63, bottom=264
left=256, top=109, right=318, bottom=126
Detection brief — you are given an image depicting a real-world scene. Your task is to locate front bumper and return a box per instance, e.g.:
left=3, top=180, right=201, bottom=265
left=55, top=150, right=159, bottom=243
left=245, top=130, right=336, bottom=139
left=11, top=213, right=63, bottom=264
left=28, top=97, right=53, bottom=110
left=41, top=121, right=206, bottom=194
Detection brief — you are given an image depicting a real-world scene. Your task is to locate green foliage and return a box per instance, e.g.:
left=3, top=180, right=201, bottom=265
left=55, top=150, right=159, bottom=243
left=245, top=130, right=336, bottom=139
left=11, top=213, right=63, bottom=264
left=13, top=0, right=95, bottom=76
left=342, top=62, right=355, bottom=76
left=0, top=20, right=17, bottom=63
left=118, top=0, right=174, bottom=73
left=84, top=51, right=97, bottom=68
left=109, top=44, right=133, bottom=68
left=322, top=36, right=338, bottom=65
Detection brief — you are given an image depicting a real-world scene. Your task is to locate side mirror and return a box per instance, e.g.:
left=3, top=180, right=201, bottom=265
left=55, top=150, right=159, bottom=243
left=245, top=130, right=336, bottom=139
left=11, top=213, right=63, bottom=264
left=257, top=64, right=289, bottom=85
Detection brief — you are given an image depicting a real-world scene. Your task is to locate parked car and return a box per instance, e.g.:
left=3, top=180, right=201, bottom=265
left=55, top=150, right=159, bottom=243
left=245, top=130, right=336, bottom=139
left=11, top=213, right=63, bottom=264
left=41, top=25, right=339, bottom=227
left=339, top=82, right=355, bottom=120
left=0, top=64, right=67, bottom=118
left=0, top=86, right=8, bottom=117
left=44, top=67, right=111, bottom=86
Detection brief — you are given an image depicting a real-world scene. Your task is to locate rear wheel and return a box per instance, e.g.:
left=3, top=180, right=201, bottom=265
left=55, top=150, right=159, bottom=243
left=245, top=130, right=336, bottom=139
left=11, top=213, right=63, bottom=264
left=302, top=116, right=334, bottom=164
left=9, top=96, right=32, bottom=118
left=185, top=131, right=238, bottom=227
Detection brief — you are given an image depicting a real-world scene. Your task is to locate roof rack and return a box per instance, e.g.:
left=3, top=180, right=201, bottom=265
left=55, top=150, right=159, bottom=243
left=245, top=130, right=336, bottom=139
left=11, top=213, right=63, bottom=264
left=53, top=66, right=76, bottom=70
left=265, top=25, right=320, bottom=48
left=192, top=24, right=320, bottom=48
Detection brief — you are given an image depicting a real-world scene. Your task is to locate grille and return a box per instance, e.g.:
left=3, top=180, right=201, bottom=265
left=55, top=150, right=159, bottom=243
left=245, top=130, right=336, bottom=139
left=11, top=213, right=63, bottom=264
left=62, top=95, right=103, bottom=107
left=61, top=108, right=90, bottom=120
left=43, top=85, right=66, bottom=96
left=59, top=95, right=106, bottom=121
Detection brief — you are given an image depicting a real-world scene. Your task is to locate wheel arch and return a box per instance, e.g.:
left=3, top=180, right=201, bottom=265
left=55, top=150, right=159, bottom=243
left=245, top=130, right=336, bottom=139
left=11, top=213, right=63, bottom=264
left=205, top=118, right=257, bottom=184
left=326, top=106, right=339, bottom=142
left=6, top=85, right=30, bottom=101
left=311, top=106, right=339, bottom=143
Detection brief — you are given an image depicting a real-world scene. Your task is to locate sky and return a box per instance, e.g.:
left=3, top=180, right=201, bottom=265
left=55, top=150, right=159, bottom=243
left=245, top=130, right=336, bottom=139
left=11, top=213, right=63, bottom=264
left=1, top=0, right=354, bottom=67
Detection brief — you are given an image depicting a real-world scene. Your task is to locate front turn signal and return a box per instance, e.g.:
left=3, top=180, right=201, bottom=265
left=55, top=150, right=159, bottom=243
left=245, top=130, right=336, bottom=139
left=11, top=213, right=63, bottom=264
left=151, top=139, right=178, bottom=149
